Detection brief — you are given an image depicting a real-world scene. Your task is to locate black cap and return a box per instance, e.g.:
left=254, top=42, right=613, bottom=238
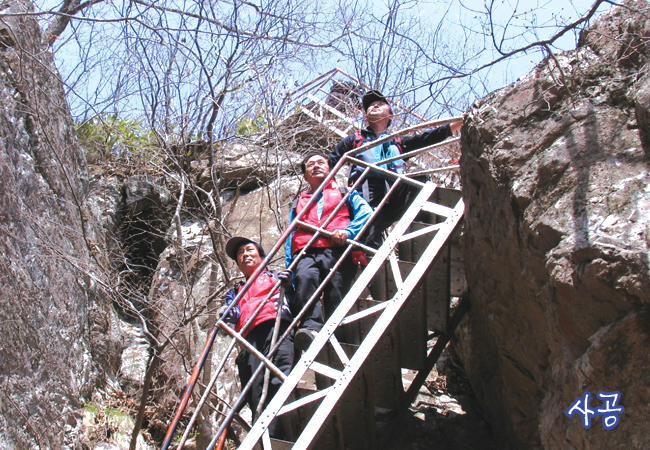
left=362, top=90, right=388, bottom=111
left=300, top=152, right=330, bottom=174
left=225, top=236, right=266, bottom=260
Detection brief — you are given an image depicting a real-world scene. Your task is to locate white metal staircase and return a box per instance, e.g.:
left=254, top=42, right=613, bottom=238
left=160, top=73, right=466, bottom=450
left=235, top=180, right=465, bottom=450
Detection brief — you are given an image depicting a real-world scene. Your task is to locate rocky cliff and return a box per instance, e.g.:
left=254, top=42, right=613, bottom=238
left=0, top=0, right=122, bottom=447
left=458, top=1, right=650, bottom=448
left=2, top=0, right=650, bottom=448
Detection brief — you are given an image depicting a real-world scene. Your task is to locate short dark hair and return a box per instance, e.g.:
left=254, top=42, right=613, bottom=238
left=300, top=152, right=330, bottom=174
left=225, top=236, right=266, bottom=260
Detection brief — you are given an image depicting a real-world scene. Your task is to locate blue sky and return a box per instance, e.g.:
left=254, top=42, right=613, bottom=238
left=36, top=0, right=611, bottom=123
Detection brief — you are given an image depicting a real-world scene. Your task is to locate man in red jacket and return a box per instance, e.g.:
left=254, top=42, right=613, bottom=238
left=286, top=153, right=372, bottom=349
left=219, top=236, right=294, bottom=438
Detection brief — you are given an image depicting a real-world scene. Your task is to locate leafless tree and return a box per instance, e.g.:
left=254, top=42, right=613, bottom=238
left=331, top=0, right=612, bottom=118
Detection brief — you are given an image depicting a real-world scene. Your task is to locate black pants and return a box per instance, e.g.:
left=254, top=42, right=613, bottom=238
left=358, top=175, right=428, bottom=250
left=236, top=320, right=294, bottom=439
left=293, top=247, right=356, bottom=331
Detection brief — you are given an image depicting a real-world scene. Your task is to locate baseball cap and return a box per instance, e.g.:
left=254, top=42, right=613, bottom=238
left=362, top=90, right=388, bottom=111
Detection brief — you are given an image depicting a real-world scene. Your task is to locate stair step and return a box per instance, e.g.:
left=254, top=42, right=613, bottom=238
left=298, top=369, right=318, bottom=390
left=269, top=438, right=295, bottom=450
left=368, top=323, right=403, bottom=410
left=331, top=363, right=376, bottom=450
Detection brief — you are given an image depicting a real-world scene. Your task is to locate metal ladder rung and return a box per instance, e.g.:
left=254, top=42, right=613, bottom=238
left=277, top=387, right=331, bottom=416
left=262, top=430, right=272, bottom=449
left=399, top=223, right=442, bottom=242
left=340, top=300, right=390, bottom=326
left=422, top=201, right=455, bottom=217
left=310, top=361, right=342, bottom=380
left=328, top=336, right=350, bottom=366
left=298, top=105, right=347, bottom=138
left=306, top=93, right=358, bottom=126
left=388, top=252, right=403, bottom=289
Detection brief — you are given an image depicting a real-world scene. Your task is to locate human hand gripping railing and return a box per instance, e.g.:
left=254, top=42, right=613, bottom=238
left=292, top=221, right=376, bottom=255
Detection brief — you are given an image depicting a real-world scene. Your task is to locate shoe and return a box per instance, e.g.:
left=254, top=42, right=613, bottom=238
left=294, top=329, right=318, bottom=352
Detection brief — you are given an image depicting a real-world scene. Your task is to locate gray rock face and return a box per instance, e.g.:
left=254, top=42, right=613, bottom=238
left=224, top=175, right=303, bottom=250
left=457, top=1, right=650, bottom=449
left=0, top=1, right=121, bottom=448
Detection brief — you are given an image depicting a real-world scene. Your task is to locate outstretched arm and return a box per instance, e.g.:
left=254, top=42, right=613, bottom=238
left=401, top=124, right=453, bottom=151
left=329, top=133, right=356, bottom=167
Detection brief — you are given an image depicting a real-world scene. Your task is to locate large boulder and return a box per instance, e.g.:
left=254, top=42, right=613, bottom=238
left=457, top=1, right=650, bottom=449
left=0, top=0, right=121, bottom=448
left=224, top=175, right=303, bottom=255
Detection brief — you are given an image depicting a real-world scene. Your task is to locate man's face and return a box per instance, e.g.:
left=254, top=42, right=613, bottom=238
left=303, top=155, right=330, bottom=189
left=365, top=100, right=391, bottom=124
left=236, top=243, right=262, bottom=278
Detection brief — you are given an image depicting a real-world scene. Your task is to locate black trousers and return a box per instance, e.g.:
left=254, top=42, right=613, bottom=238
left=236, top=320, right=294, bottom=438
left=358, top=175, right=429, bottom=250
left=293, top=247, right=356, bottom=331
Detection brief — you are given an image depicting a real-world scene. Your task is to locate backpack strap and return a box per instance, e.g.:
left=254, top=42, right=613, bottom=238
left=393, top=135, right=403, bottom=153
left=339, top=187, right=354, bottom=219
left=352, top=131, right=363, bottom=149
left=354, top=131, right=403, bottom=156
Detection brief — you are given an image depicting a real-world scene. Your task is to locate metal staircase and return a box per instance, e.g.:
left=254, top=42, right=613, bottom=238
left=160, top=74, right=466, bottom=450
left=237, top=180, right=465, bottom=450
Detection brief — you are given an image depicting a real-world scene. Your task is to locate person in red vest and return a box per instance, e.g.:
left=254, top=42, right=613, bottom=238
left=328, top=90, right=463, bottom=249
left=285, top=152, right=372, bottom=350
left=219, top=236, right=294, bottom=438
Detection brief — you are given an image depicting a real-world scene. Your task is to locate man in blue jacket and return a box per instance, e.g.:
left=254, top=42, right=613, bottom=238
left=329, top=90, right=463, bottom=250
